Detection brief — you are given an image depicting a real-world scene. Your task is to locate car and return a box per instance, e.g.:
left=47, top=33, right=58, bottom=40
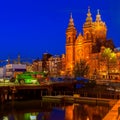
left=16, top=71, right=47, bottom=84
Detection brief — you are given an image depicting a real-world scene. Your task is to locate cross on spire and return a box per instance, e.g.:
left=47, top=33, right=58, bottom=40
left=86, top=6, right=92, bottom=23
left=96, top=9, right=101, bottom=22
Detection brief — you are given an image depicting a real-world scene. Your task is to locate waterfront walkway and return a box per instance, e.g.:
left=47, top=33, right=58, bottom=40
left=103, top=100, right=120, bottom=120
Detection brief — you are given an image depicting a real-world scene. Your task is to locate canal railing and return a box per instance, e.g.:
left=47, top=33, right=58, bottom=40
left=42, top=95, right=117, bottom=106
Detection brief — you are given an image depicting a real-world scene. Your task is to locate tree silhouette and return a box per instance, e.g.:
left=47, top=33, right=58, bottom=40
left=73, top=59, right=89, bottom=77
left=101, top=47, right=116, bottom=79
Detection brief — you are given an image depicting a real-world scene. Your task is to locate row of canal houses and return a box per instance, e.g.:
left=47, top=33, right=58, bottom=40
left=0, top=53, right=66, bottom=79
left=28, top=53, right=66, bottom=77
left=1, top=47, right=120, bottom=80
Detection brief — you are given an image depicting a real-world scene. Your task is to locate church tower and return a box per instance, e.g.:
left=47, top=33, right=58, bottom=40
left=82, top=7, right=94, bottom=59
left=65, top=13, right=77, bottom=75
left=83, top=7, right=94, bottom=41
left=92, top=10, right=108, bottom=53
left=94, top=9, right=107, bottom=41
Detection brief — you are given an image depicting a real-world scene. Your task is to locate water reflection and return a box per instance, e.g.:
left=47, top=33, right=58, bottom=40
left=65, top=103, right=110, bottom=120
left=0, top=100, right=110, bottom=120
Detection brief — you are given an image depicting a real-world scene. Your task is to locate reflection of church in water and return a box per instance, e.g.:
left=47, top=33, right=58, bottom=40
left=65, top=104, right=110, bottom=120
left=65, top=8, right=114, bottom=77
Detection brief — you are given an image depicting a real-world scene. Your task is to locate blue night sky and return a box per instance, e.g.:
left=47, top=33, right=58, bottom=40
left=0, top=0, right=119, bottom=61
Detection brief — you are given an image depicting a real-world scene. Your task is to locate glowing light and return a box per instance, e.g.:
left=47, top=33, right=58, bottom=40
left=96, top=25, right=101, bottom=30
left=87, top=117, right=90, bottom=120
left=30, top=115, right=37, bottom=120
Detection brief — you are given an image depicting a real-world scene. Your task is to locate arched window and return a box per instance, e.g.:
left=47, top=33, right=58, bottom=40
left=86, top=33, right=89, bottom=40
left=86, top=32, right=91, bottom=40
left=67, top=37, right=71, bottom=43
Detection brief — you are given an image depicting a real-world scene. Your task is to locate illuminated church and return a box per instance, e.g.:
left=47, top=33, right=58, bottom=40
left=65, top=8, right=115, bottom=78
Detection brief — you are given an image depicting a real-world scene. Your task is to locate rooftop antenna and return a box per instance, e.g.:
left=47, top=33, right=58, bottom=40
left=18, top=53, right=21, bottom=64
left=7, top=56, right=10, bottom=64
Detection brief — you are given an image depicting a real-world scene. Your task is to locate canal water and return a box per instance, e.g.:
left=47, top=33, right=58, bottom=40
left=0, top=100, right=111, bottom=120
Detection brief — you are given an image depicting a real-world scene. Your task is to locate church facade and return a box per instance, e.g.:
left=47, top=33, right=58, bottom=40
left=65, top=8, right=115, bottom=78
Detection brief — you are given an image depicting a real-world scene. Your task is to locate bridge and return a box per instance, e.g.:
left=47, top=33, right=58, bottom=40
left=0, top=80, right=119, bottom=104
left=0, top=80, right=77, bottom=103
